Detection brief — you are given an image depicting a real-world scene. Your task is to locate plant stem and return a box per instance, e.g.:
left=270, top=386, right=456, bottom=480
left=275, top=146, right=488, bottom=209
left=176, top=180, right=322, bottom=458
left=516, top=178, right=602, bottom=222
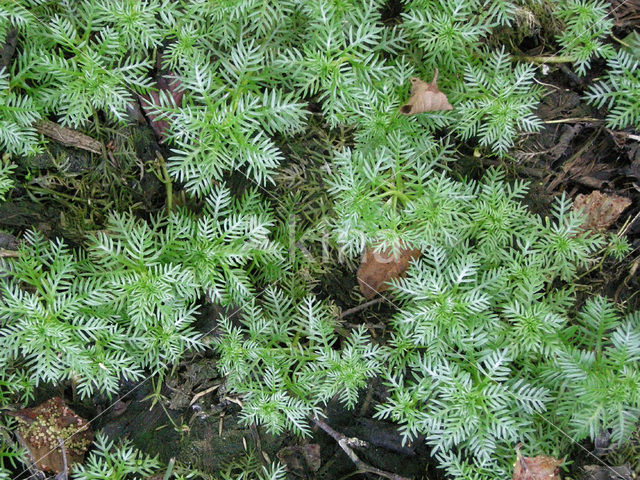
left=611, top=34, right=631, bottom=48
left=156, top=152, right=173, bottom=213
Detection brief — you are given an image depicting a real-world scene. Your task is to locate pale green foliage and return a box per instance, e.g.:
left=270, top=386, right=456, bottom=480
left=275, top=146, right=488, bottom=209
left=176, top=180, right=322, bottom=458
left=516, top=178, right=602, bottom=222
left=92, top=0, right=176, bottom=53
left=174, top=453, right=287, bottom=480
left=456, top=49, right=543, bottom=154
left=0, top=190, right=282, bottom=398
left=553, top=0, right=614, bottom=75
left=0, top=0, right=31, bottom=39
left=546, top=297, right=640, bottom=444
left=402, top=0, right=516, bottom=74
left=151, top=0, right=310, bottom=194
left=281, top=0, right=402, bottom=129
left=157, top=54, right=308, bottom=194
left=0, top=230, right=145, bottom=396
left=605, top=233, right=631, bottom=261
left=1, top=2, right=639, bottom=479
left=4, top=0, right=157, bottom=128
left=0, top=160, right=15, bottom=200
left=584, top=50, right=640, bottom=129
left=72, top=434, right=160, bottom=480
left=0, top=69, right=40, bottom=156
left=215, top=287, right=382, bottom=435
left=2, top=0, right=544, bottom=171
left=329, top=157, right=613, bottom=477
left=327, top=141, right=459, bottom=258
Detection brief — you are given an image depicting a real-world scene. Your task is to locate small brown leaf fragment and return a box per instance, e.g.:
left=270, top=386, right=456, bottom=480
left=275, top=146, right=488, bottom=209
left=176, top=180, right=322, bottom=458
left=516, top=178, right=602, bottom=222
left=139, top=72, right=184, bottom=143
left=572, top=191, right=632, bottom=231
left=357, top=244, right=421, bottom=299
left=35, top=120, right=103, bottom=154
left=400, top=69, right=453, bottom=115
left=277, top=444, right=321, bottom=476
left=12, top=397, right=93, bottom=474
left=512, top=446, right=562, bottom=480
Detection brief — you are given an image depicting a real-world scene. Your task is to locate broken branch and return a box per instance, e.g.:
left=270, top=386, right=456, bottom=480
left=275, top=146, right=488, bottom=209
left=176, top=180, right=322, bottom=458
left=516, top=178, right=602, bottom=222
left=35, top=120, right=104, bottom=155
left=311, top=417, right=411, bottom=480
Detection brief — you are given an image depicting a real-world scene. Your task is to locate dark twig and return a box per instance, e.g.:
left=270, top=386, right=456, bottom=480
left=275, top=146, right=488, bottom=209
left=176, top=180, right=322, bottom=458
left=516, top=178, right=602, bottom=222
left=339, top=297, right=385, bottom=319
left=311, top=417, right=411, bottom=480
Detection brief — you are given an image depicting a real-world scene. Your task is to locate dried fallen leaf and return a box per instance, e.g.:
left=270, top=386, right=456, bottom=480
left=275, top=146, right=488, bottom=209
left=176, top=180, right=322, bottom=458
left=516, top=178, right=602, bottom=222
left=357, top=244, right=421, bottom=299
left=512, top=446, right=562, bottom=480
left=572, top=191, right=632, bottom=231
left=400, top=70, right=453, bottom=115
left=277, top=444, right=321, bottom=476
left=12, top=397, right=93, bottom=474
left=139, top=72, right=184, bottom=143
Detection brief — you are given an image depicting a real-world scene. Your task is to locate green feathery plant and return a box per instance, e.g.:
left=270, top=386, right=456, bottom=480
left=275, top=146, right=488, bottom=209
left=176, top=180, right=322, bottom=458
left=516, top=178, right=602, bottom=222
left=72, top=433, right=160, bottom=480
left=10, top=2, right=157, bottom=128
left=455, top=48, right=543, bottom=154
left=214, top=287, right=382, bottom=435
left=0, top=68, right=40, bottom=156
left=173, top=452, right=287, bottom=480
left=545, top=296, right=640, bottom=444
left=401, top=0, right=517, bottom=75
left=153, top=0, right=309, bottom=195
left=327, top=150, right=626, bottom=477
left=584, top=50, right=640, bottom=129
left=553, top=0, right=614, bottom=75
left=0, top=187, right=283, bottom=398
left=0, top=160, right=15, bottom=201
left=1, top=1, right=639, bottom=479
left=74, top=433, right=287, bottom=480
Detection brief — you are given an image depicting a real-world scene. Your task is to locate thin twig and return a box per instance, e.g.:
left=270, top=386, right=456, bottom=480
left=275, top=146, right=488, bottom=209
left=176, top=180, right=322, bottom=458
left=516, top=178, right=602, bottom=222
left=57, top=438, right=68, bottom=480
left=339, top=297, right=385, bottom=319
left=514, top=55, right=576, bottom=64
left=544, top=117, right=601, bottom=124
left=189, top=384, right=220, bottom=406
left=0, top=249, right=19, bottom=258
left=312, top=417, right=411, bottom=480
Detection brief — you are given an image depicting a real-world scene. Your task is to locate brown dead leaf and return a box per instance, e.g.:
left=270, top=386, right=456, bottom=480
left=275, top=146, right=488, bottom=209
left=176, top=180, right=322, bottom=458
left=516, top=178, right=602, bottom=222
left=139, top=72, right=184, bottom=143
left=357, top=244, right=421, bottom=299
left=12, top=397, right=92, bottom=474
left=400, top=70, right=453, bottom=115
left=572, top=191, right=632, bottom=231
left=512, top=447, right=562, bottom=480
left=277, top=444, right=321, bottom=477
